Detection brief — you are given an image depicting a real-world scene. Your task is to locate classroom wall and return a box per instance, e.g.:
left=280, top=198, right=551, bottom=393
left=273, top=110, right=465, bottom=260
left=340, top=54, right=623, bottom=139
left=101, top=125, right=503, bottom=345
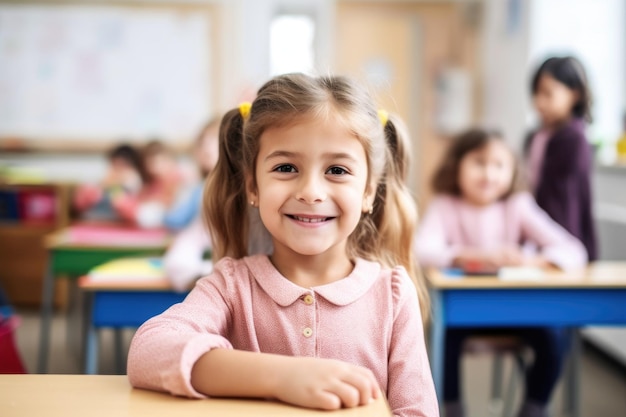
left=480, top=0, right=530, bottom=148
left=1, top=0, right=482, bottom=202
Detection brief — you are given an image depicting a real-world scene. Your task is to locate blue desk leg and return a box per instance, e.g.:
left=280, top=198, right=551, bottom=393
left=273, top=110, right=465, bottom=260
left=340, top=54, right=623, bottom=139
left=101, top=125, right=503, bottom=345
left=84, top=292, right=98, bottom=375
left=37, top=258, right=54, bottom=374
left=429, top=288, right=445, bottom=405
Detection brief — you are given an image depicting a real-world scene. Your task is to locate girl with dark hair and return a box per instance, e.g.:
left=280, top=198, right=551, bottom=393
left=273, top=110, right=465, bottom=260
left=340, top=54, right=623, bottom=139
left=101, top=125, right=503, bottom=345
left=525, top=56, right=597, bottom=260
left=72, top=143, right=146, bottom=221
left=415, top=128, right=587, bottom=417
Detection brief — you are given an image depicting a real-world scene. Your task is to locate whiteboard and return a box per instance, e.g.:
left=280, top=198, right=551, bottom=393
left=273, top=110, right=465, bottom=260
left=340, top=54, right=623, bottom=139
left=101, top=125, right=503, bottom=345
left=0, top=4, right=212, bottom=144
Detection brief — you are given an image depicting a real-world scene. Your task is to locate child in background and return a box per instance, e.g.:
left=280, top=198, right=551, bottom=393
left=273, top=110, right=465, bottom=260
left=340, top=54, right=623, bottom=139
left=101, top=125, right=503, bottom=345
left=128, top=73, right=438, bottom=416
left=163, top=116, right=220, bottom=231
left=114, top=140, right=188, bottom=228
left=72, top=144, right=147, bottom=222
left=414, top=128, right=587, bottom=417
left=525, top=56, right=597, bottom=260
left=163, top=115, right=275, bottom=292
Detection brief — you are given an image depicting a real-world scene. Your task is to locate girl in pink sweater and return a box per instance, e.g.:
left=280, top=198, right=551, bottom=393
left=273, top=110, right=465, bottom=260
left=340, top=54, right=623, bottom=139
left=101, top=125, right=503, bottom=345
left=414, top=128, right=586, bottom=417
left=128, top=74, right=438, bottom=417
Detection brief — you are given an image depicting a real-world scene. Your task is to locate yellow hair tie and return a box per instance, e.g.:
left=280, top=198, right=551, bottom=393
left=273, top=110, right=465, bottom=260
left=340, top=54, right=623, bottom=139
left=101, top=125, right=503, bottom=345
left=378, top=109, right=389, bottom=127
left=239, top=102, right=252, bottom=119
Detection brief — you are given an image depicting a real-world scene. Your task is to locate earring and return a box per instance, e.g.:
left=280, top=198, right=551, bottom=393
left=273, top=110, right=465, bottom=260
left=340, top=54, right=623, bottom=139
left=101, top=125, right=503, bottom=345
left=249, top=201, right=255, bottom=207
left=368, top=206, right=373, bottom=215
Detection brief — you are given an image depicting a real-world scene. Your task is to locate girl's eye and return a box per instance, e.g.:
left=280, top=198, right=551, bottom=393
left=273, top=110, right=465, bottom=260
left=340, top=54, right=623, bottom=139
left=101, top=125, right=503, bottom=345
left=326, top=166, right=348, bottom=175
left=274, top=164, right=297, bottom=173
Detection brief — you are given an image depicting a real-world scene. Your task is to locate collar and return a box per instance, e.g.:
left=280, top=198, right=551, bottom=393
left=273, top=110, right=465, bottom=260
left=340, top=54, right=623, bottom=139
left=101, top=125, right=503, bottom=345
left=244, top=254, right=382, bottom=307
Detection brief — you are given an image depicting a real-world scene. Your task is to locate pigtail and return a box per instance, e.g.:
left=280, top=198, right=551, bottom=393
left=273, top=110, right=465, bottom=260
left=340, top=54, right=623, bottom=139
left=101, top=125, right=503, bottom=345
left=378, top=114, right=430, bottom=321
left=204, top=108, right=249, bottom=260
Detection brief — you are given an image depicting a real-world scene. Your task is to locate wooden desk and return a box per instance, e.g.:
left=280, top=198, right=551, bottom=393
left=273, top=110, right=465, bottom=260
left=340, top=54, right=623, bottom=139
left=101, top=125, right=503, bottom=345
left=426, top=262, right=626, bottom=416
left=38, top=224, right=171, bottom=374
left=79, top=275, right=188, bottom=374
left=0, top=375, right=392, bottom=417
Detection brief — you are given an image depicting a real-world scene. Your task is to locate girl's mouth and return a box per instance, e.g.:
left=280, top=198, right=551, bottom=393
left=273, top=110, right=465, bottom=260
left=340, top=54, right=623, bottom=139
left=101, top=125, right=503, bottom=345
left=286, top=214, right=334, bottom=223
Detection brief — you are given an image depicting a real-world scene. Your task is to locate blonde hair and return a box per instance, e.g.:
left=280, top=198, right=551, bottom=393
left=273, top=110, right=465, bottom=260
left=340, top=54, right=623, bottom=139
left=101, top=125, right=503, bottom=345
left=204, top=73, right=429, bottom=319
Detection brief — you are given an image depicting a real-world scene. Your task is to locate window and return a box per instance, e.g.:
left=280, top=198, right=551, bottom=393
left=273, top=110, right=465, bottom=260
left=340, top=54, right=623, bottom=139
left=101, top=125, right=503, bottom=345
left=269, top=14, right=315, bottom=76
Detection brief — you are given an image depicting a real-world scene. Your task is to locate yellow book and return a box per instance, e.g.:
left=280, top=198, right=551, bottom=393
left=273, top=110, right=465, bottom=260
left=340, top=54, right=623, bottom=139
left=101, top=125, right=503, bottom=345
left=88, top=257, right=165, bottom=282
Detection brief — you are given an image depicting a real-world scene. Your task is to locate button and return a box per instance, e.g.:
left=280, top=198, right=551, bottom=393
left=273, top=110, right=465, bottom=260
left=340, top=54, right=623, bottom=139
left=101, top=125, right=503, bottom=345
left=303, top=294, right=314, bottom=305
left=302, top=327, right=313, bottom=337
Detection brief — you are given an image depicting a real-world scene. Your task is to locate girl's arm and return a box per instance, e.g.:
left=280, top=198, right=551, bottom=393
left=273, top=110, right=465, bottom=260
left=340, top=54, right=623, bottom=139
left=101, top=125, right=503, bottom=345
left=163, top=184, right=203, bottom=230
left=163, top=217, right=212, bottom=291
left=414, top=197, right=462, bottom=268
left=128, top=258, right=379, bottom=409
left=191, top=349, right=379, bottom=410
left=386, top=267, right=439, bottom=417
left=517, top=193, right=587, bottom=270
left=72, top=184, right=103, bottom=212
left=414, top=197, right=514, bottom=270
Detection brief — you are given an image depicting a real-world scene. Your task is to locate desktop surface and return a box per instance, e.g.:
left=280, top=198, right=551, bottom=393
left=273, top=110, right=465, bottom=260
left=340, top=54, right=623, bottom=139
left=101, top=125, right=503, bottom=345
left=0, top=374, right=392, bottom=417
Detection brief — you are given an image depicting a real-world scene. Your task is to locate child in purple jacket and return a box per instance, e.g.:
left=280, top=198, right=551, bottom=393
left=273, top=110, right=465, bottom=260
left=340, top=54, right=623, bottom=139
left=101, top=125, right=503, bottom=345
left=525, top=56, right=597, bottom=260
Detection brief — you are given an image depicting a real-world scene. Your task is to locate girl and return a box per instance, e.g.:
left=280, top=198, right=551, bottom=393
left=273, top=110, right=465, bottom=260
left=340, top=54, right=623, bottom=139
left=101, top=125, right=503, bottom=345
left=525, top=56, right=597, bottom=260
left=128, top=73, right=438, bottom=417
left=113, top=140, right=189, bottom=228
left=163, top=116, right=221, bottom=231
left=72, top=143, right=147, bottom=221
left=414, top=129, right=587, bottom=417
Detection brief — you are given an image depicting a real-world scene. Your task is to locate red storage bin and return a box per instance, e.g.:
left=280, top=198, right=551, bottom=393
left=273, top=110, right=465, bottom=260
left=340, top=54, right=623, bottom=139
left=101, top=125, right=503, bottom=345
left=18, top=188, right=57, bottom=225
left=0, top=315, right=27, bottom=374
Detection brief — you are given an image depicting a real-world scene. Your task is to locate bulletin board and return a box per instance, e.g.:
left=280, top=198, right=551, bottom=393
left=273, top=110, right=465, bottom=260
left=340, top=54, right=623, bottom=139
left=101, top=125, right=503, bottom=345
left=0, top=2, right=215, bottom=151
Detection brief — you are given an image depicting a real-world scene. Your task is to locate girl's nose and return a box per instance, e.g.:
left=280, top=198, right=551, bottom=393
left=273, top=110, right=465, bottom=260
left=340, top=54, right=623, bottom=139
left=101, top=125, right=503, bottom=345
left=295, top=174, right=326, bottom=204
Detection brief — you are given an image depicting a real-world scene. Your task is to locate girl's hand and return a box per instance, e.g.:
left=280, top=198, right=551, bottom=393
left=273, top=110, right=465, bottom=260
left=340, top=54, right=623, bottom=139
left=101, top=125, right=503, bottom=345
left=496, top=247, right=525, bottom=266
left=522, top=255, right=551, bottom=268
left=272, top=356, right=380, bottom=410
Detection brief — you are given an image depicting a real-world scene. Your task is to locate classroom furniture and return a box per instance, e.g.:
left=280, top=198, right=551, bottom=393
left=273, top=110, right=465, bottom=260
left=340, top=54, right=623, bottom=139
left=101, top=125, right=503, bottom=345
left=462, top=336, right=528, bottom=417
left=0, top=182, right=72, bottom=307
left=37, top=224, right=170, bottom=374
left=426, top=262, right=626, bottom=417
left=0, top=374, right=392, bottom=417
left=78, top=274, right=187, bottom=375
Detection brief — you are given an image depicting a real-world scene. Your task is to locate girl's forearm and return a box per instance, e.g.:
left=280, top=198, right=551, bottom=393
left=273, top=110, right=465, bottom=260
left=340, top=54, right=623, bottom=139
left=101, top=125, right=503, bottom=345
left=190, top=349, right=380, bottom=410
left=190, top=348, right=282, bottom=399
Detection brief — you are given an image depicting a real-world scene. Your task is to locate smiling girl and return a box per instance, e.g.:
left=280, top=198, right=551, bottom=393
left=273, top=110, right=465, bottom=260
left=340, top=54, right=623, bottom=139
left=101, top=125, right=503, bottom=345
left=127, top=74, right=437, bottom=417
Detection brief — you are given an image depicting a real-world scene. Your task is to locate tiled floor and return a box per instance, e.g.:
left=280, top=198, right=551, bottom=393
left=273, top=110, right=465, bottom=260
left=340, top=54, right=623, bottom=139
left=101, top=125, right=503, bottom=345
left=11, top=307, right=626, bottom=417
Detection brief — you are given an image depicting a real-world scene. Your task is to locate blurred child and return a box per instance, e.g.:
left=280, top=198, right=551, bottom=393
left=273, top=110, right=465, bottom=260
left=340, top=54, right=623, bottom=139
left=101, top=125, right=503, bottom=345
left=128, top=73, right=438, bottom=416
left=113, top=140, right=189, bottom=228
left=525, top=56, right=597, bottom=260
left=414, top=128, right=587, bottom=417
left=72, top=144, right=147, bottom=222
left=163, top=115, right=274, bottom=291
left=163, top=117, right=220, bottom=231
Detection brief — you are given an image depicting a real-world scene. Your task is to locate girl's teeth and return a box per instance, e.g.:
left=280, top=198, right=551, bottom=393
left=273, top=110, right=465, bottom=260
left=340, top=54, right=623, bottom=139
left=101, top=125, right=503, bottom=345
left=294, top=216, right=325, bottom=223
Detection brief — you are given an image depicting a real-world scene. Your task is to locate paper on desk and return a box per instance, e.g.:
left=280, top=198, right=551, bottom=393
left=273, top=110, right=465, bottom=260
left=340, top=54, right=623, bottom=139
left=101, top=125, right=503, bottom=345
left=87, top=257, right=165, bottom=282
left=498, top=267, right=545, bottom=281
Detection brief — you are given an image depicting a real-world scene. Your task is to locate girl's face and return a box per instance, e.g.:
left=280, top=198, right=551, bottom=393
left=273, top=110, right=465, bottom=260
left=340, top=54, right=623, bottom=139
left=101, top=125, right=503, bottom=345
left=146, top=153, right=177, bottom=181
left=533, top=73, right=579, bottom=127
left=196, top=128, right=219, bottom=174
left=249, top=114, right=375, bottom=262
left=458, top=140, right=514, bottom=206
